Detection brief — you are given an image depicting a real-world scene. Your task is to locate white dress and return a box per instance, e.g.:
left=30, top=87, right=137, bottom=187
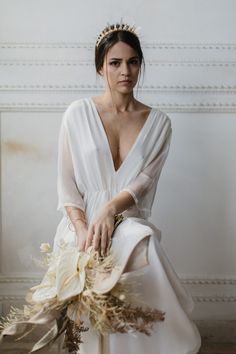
left=54, top=97, right=201, bottom=354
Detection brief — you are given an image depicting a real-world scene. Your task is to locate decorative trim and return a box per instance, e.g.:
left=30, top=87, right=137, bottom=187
left=1, top=42, right=236, bottom=50
left=182, top=278, right=236, bottom=285
left=0, top=277, right=235, bottom=304
left=0, top=295, right=25, bottom=301
left=0, top=84, right=100, bottom=91
left=1, top=103, right=236, bottom=113
left=149, top=61, right=236, bottom=67
left=0, top=42, right=93, bottom=49
left=1, top=295, right=235, bottom=303
left=144, top=42, right=236, bottom=50
left=1, top=60, right=236, bottom=67
left=0, top=60, right=91, bottom=66
left=0, top=277, right=41, bottom=284
left=0, top=84, right=236, bottom=94
left=0, top=275, right=235, bottom=285
left=193, top=296, right=236, bottom=303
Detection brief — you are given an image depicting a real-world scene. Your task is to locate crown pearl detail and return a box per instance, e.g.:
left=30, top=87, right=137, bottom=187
left=96, top=20, right=141, bottom=48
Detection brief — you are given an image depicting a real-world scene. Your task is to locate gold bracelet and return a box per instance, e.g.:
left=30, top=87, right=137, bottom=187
left=68, top=218, right=87, bottom=232
left=71, top=217, right=87, bottom=224
left=67, top=208, right=86, bottom=219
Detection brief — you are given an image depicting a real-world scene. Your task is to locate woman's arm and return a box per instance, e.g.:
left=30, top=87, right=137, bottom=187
left=65, top=206, right=88, bottom=250
left=57, top=110, right=88, bottom=249
left=69, top=190, right=134, bottom=254
left=85, top=190, right=135, bottom=256
left=57, top=117, right=86, bottom=215
left=65, top=206, right=87, bottom=227
left=104, top=190, right=136, bottom=215
left=119, top=116, right=172, bottom=208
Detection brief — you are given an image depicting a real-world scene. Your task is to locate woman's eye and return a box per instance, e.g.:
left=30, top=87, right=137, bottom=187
left=130, top=59, right=139, bottom=64
left=109, top=60, right=139, bottom=66
left=110, top=61, right=119, bottom=66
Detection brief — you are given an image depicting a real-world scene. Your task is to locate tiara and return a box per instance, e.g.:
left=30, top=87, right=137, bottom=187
left=96, top=20, right=141, bottom=48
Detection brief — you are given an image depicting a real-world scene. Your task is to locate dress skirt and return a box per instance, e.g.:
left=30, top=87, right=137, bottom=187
left=54, top=216, right=201, bottom=354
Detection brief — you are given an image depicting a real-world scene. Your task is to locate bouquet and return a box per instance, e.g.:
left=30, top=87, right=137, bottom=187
left=0, top=215, right=165, bottom=353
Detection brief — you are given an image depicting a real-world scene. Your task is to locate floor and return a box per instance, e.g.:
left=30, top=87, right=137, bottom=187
left=199, top=344, right=236, bottom=354
left=1, top=341, right=236, bottom=353
left=197, top=320, right=236, bottom=354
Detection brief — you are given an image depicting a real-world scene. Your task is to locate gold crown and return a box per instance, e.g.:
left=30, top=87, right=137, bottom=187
left=96, top=21, right=140, bottom=48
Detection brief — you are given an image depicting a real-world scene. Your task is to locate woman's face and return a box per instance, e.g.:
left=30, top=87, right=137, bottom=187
left=100, top=41, right=141, bottom=93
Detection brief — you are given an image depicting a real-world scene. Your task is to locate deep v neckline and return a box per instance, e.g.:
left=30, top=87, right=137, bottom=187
left=88, top=97, right=155, bottom=174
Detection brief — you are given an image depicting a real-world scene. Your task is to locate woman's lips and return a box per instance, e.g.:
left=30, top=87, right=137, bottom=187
left=118, top=80, right=132, bottom=84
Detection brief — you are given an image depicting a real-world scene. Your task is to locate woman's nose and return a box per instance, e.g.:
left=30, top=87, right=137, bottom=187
left=121, top=62, right=130, bottom=74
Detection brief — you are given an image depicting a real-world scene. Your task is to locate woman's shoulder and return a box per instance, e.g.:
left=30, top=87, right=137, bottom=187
left=136, top=99, right=171, bottom=124
left=147, top=106, right=172, bottom=139
left=64, top=97, right=88, bottom=114
left=156, top=107, right=171, bottom=124
left=62, top=97, right=89, bottom=125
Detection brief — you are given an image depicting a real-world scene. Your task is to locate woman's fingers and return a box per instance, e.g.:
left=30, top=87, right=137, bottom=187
left=85, top=221, right=114, bottom=256
left=92, top=225, right=102, bottom=251
left=104, top=226, right=113, bottom=256
left=104, top=235, right=112, bottom=256
left=100, top=227, right=108, bottom=257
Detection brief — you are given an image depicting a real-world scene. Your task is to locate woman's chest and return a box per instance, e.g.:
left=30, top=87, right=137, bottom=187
left=68, top=106, right=155, bottom=174
left=98, top=111, right=151, bottom=166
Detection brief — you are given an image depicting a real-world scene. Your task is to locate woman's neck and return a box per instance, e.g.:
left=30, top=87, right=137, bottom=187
left=100, top=92, right=137, bottom=113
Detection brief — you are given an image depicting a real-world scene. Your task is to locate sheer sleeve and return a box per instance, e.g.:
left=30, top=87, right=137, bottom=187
left=120, top=117, right=172, bottom=216
left=56, top=113, right=86, bottom=216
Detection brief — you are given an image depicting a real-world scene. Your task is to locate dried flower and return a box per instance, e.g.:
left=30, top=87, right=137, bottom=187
left=40, top=243, right=51, bottom=253
left=63, top=319, right=89, bottom=353
left=119, top=294, right=126, bottom=301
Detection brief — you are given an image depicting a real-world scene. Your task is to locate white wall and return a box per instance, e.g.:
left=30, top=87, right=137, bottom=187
left=0, top=0, right=236, bottom=319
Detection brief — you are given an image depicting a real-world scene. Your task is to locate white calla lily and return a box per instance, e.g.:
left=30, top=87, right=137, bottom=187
left=56, top=249, right=90, bottom=301
left=31, top=283, right=57, bottom=303
left=31, top=262, right=58, bottom=303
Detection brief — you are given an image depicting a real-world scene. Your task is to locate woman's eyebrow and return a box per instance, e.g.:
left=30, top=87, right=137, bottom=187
left=109, top=56, right=139, bottom=60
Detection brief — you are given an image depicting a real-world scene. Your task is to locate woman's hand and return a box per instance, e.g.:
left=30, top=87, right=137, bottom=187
left=85, top=205, right=115, bottom=256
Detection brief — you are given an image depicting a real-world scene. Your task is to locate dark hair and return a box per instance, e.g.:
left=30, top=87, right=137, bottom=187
left=95, top=26, right=145, bottom=88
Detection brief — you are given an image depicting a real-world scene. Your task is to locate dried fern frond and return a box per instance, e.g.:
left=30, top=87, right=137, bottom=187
left=0, top=305, right=34, bottom=332
left=81, top=290, right=165, bottom=335
left=63, top=318, right=89, bottom=353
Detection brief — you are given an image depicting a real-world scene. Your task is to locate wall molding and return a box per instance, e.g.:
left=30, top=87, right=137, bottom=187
left=1, top=41, right=236, bottom=49
left=1, top=84, right=236, bottom=94
left=1, top=295, right=235, bottom=303
left=1, top=60, right=236, bottom=67
left=0, top=276, right=235, bottom=305
left=1, top=40, right=235, bottom=115
left=181, top=278, right=236, bottom=285
left=0, top=275, right=235, bottom=285
left=0, top=276, right=41, bottom=284
left=192, top=296, right=236, bottom=303
left=1, top=102, right=236, bottom=113
left=0, top=295, right=26, bottom=301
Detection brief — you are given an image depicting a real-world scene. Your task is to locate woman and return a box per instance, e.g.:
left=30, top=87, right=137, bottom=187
left=54, top=22, right=202, bottom=353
